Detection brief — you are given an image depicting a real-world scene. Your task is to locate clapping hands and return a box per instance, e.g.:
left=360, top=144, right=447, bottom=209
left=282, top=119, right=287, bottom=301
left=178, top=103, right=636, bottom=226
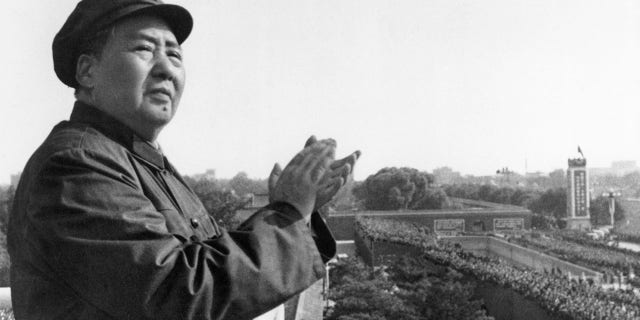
left=268, top=136, right=360, bottom=222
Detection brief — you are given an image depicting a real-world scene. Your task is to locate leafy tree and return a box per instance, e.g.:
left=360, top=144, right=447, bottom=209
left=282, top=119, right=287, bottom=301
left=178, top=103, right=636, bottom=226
left=531, top=213, right=557, bottom=230
left=0, top=186, right=14, bottom=234
left=444, top=184, right=480, bottom=200
left=489, top=187, right=515, bottom=204
left=0, top=186, right=13, bottom=287
left=548, top=169, right=566, bottom=189
left=412, top=188, right=448, bottom=210
left=590, top=195, right=625, bottom=226
left=389, top=256, right=492, bottom=320
left=328, top=257, right=413, bottom=320
left=399, top=277, right=492, bottom=320
left=183, top=176, right=250, bottom=229
left=328, top=256, right=493, bottom=320
left=476, top=185, right=496, bottom=202
left=527, top=188, right=566, bottom=220
left=227, top=171, right=267, bottom=197
left=509, top=188, right=537, bottom=207
left=354, top=167, right=446, bottom=211
left=0, top=228, right=10, bottom=287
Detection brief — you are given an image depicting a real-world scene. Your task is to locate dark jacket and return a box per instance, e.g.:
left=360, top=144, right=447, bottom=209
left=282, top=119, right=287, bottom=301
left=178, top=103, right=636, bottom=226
left=8, top=102, right=336, bottom=320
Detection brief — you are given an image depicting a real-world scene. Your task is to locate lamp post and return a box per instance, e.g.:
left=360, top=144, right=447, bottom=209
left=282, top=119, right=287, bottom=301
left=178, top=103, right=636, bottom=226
left=603, top=191, right=621, bottom=228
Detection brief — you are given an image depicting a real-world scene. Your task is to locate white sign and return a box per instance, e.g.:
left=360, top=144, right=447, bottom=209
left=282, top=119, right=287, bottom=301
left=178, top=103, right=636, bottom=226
left=434, top=219, right=465, bottom=236
left=493, top=218, right=524, bottom=232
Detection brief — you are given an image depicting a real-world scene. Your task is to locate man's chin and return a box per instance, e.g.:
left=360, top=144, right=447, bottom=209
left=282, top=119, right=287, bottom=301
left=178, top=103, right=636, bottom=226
left=144, top=103, right=176, bottom=120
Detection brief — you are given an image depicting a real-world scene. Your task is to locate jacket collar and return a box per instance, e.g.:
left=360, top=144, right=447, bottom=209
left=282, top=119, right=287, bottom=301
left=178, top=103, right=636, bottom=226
left=69, top=101, right=166, bottom=169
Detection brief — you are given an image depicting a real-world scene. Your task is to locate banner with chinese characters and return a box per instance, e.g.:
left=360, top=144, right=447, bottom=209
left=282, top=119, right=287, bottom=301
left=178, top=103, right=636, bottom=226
left=574, top=170, right=588, bottom=217
left=493, top=218, right=524, bottom=232
left=434, top=219, right=465, bottom=236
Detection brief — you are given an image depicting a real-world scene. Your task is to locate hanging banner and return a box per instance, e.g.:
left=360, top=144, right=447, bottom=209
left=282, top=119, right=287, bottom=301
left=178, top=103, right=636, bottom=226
left=574, top=170, right=588, bottom=217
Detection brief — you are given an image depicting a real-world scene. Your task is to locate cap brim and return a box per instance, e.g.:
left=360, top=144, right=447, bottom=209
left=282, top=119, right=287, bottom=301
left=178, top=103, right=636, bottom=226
left=114, top=4, right=193, bottom=44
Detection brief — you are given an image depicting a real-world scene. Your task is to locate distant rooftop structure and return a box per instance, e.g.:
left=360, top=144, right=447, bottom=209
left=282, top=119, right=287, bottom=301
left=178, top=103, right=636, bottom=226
left=191, top=169, right=217, bottom=181
left=591, top=161, right=639, bottom=177
left=234, top=193, right=271, bottom=223
left=525, top=171, right=545, bottom=178
left=612, top=161, right=638, bottom=171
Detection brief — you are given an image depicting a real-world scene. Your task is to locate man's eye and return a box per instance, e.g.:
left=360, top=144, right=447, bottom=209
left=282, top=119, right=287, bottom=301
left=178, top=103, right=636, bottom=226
left=168, top=50, right=182, bottom=61
left=135, top=45, right=153, bottom=52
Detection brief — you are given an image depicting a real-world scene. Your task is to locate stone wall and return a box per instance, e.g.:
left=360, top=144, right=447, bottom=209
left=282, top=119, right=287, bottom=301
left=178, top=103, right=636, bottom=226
left=353, top=232, right=601, bottom=283
left=445, top=236, right=602, bottom=283
left=336, top=240, right=356, bottom=257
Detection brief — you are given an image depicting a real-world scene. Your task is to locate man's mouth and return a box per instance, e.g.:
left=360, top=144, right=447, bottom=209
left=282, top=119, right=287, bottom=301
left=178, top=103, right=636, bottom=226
left=147, top=88, right=172, bottom=100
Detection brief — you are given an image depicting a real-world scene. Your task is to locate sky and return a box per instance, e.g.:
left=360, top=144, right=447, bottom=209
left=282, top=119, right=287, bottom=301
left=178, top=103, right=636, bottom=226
left=2, top=0, right=640, bottom=185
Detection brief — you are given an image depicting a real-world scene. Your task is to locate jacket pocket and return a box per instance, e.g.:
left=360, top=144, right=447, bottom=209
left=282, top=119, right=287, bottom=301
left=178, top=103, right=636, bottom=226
left=159, top=208, right=194, bottom=242
left=191, top=208, right=221, bottom=240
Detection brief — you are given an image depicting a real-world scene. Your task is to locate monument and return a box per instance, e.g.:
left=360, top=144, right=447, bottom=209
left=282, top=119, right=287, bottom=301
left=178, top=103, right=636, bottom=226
left=566, top=158, right=591, bottom=230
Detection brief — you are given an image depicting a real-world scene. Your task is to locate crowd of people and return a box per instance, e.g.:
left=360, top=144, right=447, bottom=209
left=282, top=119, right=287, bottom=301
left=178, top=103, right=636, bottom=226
left=355, top=217, right=640, bottom=320
left=425, top=245, right=640, bottom=320
left=511, top=234, right=640, bottom=277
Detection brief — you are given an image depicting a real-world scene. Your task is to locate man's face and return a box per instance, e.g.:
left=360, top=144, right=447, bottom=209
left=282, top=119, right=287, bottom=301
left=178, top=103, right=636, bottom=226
left=90, top=15, right=185, bottom=140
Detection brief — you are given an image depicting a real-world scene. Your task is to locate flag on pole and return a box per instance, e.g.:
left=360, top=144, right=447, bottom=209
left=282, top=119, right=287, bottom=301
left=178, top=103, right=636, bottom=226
left=578, top=146, right=584, bottom=158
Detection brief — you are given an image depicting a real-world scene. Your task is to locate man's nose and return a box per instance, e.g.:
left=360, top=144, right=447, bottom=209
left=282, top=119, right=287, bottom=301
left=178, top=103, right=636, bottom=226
left=151, top=53, right=180, bottom=81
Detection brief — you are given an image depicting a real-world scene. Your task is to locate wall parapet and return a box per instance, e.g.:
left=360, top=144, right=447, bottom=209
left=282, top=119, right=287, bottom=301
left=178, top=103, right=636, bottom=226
left=446, top=236, right=602, bottom=282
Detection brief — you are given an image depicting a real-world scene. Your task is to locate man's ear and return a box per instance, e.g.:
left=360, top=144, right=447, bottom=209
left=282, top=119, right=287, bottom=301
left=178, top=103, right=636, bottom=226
left=75, top=54, right=98, bottom=89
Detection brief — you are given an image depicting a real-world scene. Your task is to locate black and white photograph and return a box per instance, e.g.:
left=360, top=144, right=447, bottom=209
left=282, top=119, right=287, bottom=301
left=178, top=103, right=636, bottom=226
left=3, top=0, right=640, bottom=319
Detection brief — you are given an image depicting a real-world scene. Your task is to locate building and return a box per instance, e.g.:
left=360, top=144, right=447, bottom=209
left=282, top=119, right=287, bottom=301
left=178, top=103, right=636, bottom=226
left=590, top=160, right=640, bottom=177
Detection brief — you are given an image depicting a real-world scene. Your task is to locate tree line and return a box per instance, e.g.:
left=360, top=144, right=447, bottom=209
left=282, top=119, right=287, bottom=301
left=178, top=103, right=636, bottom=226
left=328, top=255, right=493, bottom=320
left=444, top=184, right=624, bottom=229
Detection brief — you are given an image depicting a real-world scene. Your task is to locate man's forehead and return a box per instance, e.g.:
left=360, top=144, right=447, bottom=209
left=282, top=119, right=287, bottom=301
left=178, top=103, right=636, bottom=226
left=112, top=16, right=180, bottom=46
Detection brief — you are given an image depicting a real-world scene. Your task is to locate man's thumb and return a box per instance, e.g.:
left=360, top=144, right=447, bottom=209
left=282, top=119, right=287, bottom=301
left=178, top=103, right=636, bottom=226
left=268, top=163, right=282, bottom=189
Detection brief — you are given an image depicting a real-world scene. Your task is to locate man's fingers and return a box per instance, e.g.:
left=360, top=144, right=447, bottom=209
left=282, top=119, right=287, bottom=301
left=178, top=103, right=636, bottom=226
left=319, top=176, right=344, bottom=191
left=304, top=135, right=318, bottom=148
left=310, top=156, right=331, bottom=183
left=284, top=144, right=315, bottom=170
left=268, top=163, right=282, bottom=190
left=306, top=144, right=335, bottom=181
left=279, top=142, right=333, bottom=187
left=329, top=150, right=361, bottom=170
left=334, top=163, right=352, bottom=181
left=298, top=142, right=334, bottom=172
left=316, top=177, right=344, bottom=208
left=320, top=138, right=337, bottom=149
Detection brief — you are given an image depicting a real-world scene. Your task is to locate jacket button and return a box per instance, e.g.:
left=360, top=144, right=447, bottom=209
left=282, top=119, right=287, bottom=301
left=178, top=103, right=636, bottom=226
left=190, top=218, right=200, bottom=228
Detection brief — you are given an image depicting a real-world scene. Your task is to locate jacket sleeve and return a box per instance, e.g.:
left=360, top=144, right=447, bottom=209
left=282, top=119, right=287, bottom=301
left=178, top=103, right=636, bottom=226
left=25, top=148, right=335, bottom=320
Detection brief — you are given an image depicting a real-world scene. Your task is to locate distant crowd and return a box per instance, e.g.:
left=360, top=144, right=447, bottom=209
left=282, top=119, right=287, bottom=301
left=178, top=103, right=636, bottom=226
left=356, top=217, right=640, bottom=320
left=426, top=244, right=640, bottom=320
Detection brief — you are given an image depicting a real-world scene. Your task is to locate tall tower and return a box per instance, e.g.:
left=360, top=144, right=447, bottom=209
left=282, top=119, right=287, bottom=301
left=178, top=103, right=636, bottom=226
left=566, top=158, right=591, bottom=230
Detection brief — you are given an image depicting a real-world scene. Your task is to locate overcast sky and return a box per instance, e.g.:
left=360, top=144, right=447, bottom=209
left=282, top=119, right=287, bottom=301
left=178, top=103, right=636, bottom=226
left=2, top=0, right=640, bottom=185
